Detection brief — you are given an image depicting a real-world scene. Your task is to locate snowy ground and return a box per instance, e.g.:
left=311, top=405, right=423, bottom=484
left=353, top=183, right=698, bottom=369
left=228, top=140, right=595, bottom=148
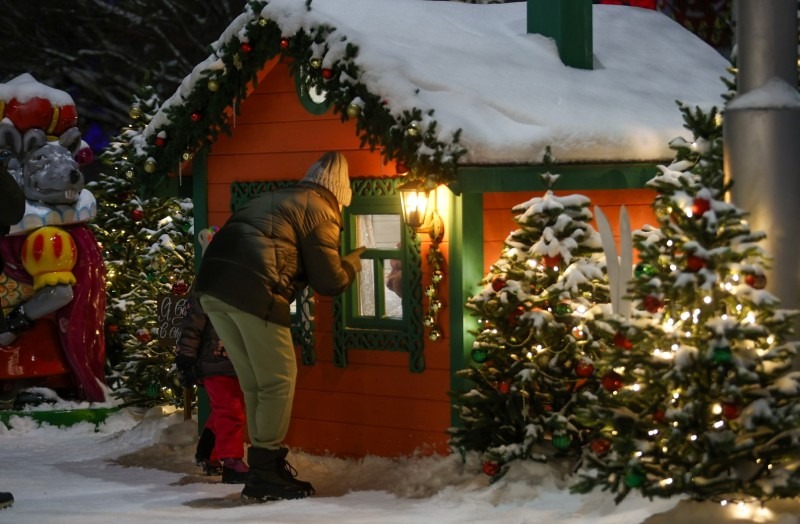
left=2, top=405, right=799, bottom=524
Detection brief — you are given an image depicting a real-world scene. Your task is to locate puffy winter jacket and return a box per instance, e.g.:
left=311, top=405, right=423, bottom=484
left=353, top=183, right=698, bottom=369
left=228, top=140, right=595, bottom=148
left=193, top=182, right=357, bottom=326
left=175, top=294, right=236, bottom=379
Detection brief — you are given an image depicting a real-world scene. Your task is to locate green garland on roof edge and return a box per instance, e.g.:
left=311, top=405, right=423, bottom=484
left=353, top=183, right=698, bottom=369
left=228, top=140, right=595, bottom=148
left=132, top=0, right=465, bottom=189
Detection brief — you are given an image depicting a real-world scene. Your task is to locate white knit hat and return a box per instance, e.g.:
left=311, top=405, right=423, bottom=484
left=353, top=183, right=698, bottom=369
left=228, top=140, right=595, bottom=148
left=302, top=151, right=352, bottom=206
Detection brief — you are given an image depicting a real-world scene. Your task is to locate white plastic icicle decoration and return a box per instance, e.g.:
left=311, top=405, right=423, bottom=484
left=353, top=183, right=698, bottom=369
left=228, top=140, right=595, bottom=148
left=595, top=205, right=632, bottom=319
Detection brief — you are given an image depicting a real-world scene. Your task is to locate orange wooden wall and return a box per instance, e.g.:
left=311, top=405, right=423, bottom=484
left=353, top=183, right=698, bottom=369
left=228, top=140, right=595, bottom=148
left=206, top=59, right=451, bottom=458
left=482, top=189, right=657, bottom=275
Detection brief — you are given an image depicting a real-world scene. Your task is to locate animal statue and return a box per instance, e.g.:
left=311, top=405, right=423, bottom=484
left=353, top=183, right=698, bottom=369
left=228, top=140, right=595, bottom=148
left=0, top=75, right=106, bottom=405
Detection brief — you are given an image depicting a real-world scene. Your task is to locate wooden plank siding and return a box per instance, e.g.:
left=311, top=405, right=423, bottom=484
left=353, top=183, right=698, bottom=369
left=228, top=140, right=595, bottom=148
left=205, top=60, right=452, bottom=458
left=482, top=189, right=657, bottom=274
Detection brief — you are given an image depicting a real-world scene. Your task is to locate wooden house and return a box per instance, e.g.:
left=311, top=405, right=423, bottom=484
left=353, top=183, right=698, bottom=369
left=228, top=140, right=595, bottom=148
left=141, top=0, right=729, bottom=457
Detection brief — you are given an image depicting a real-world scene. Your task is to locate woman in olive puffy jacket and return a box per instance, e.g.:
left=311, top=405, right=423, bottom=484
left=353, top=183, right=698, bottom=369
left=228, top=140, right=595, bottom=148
left=194, top=151, right=364, bottom=502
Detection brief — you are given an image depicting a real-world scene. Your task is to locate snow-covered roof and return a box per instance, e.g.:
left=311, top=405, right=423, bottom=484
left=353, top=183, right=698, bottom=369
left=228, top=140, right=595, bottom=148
left=145, top=0, right=729, bottom=177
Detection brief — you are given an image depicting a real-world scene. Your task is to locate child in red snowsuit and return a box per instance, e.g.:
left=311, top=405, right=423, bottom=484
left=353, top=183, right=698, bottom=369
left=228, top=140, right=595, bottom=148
left=176, top=294, right=248, bottom=483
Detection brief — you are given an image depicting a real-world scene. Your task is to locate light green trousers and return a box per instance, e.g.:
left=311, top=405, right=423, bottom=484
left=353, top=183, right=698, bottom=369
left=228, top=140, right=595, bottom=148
left=199, top=295, right=296, bottom=450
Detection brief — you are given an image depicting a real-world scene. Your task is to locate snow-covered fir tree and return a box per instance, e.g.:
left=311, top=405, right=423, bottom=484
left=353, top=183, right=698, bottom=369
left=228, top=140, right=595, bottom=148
left=89, top=87, right=195, bottom=407
left=450, top=163, right=609, bottom=479
left=572, top=103, right=800, bottom=503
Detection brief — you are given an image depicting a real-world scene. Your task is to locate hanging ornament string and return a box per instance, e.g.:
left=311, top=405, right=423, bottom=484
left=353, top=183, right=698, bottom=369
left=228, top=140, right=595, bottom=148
left=424, top=242, right=445, bottom=341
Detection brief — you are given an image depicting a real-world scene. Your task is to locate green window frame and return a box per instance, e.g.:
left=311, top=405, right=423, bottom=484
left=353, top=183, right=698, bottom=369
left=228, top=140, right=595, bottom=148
left=230, top=181, right=316, bottom=365
left=334, top=178, right=425, bottom=372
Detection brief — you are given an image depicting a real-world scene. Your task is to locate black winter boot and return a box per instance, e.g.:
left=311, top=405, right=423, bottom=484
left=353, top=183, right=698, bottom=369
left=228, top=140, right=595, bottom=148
left=194, top=428, right=222, bottom=475
left=241, top=447, right=315, bottom=502
left=0, top=492, right=13, bottom=509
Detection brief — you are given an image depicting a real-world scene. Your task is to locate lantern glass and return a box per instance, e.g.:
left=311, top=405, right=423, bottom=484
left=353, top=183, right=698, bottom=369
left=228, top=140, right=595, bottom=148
left=399, top=180, right=430, bottom=229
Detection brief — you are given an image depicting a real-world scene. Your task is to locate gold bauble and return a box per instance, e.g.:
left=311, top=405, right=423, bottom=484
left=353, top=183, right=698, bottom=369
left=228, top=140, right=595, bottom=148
left=431, top=270, right=444, bottom=283
left=346, top=103, right=361, bottom=118
left=425, top=284, right=437, bottom=297
left=406, top=122, right=420, bottom=137
left=310, top=58, right=322, bottom=69
left=207, top=78, right=220, bottom=92
left=258, top=17, right=268, bottom=26
left=430, top=299, right=442, bottom=312
left=182, top=151, right=193, bottom=161
left=144, top=159, right=157, bottom=173
left=128, top=104, right=142, bottom=120
left=423, top=315, right=435, bottom=328
left=429, top=328, right=442, bottom=342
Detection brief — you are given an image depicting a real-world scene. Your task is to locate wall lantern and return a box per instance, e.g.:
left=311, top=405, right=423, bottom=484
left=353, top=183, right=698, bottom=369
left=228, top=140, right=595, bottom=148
left=399, top=179, right=444, bottom=242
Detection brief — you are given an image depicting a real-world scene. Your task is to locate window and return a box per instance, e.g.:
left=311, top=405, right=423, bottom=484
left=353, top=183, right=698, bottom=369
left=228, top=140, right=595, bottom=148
left=335, top=178, right=425, bottom=372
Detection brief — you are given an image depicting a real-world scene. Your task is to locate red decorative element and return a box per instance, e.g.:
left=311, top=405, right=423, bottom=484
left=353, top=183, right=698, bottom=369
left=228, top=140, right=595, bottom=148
left=32, top=233, right=45, bottom=262
left=601, top=371, right=623, bottom=392
left=190, top=112, right=203, bottom=122
left=107, top=324, right=119, bottom=333
left=642, top=295, right=663, bottom=314
left=75, top=147, right=94, bottom=165
left=136, top=329, right=152, bottom=343
left=686, top=254, right=706, bottom=272
left=613, top=331, right=633, bottom=350
left=745, top=273, right=767, bottom=290
left=497, top=381, right=510, bottom=394
left=482, top=461, right=500, bottom=477
left=652, top=409, right=666, bottom=423
left=394, top=160, right=408, bottom=174
left=131, top=209, right=144, bottom=222
left=171, top=281, right=189, bottom=295
left=691, top=197, right=711, bottom=217
left=154, top=136, right=167, bottom=148
left=4, top=97, right=78, bottom=135
left=280, top=38, right=290, bottom=49
left=721, top=402, right=740, bottom=419
left=321, top=68, right=334, bottom=79
left=507, top=306, right=525, bottom=327
left=590, top=438, right=611, bottom=456
left=240, top=42, right=253, bottom=53
left=542, top=254, right=562, bottom=269
left=491, top=277, right=506, bottom=292
left=575, top=360, right=595, bottom=378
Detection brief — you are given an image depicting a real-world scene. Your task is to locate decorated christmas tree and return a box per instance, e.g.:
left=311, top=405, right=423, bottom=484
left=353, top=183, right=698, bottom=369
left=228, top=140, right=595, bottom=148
left=450, top=160, right=610, bottom=479
left=89, top=87, right=195, bottom=407
left=572, top=103, right=800, bottom=502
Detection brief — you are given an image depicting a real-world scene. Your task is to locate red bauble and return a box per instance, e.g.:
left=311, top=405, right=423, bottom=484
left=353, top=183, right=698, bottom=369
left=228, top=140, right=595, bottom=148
left=172, top=281, right=189, bottom=295
left=721, top=402, right=740, bottom=419
left=691, top=197, right=711, bottom=217
left=497, top=381, right=510, bottom=394
left=575, top=360, right=595, bottom=378
left=590, top=438, right=611, bottom=456
left=686, top=254, right=706, bottom=272
left=613, top=331, right=633, bottom=350
left=507, top=306, right=525, bottom=327
left=131, top=209, right=145, bottom=222
left=190, top=112, right=203, bottom=122
left=395, top=160, right=408, bottom=174
left=107, top=324, right=119, bottom=333
left=482, top=461, right=500, bottom=477
left=542, top=254, right=562, bottom=269
left=321, top=68, right=334, bottom=79
left=491, top=277, right=506, bottom=292
left=136, top=329, right=152, bottom=343
left=280, top=37, right=290, bottom=49
left=745, top=273, right=767, bottom=290
left=240, top=42, right=253, bottom=53
left=75, top=147, right=94, bottom=165
left=652, top=409, right=666, bottom=423
left=642, top=295, right=663, bottom=314
left=154, top=136, right=167, bottom=148
left=601, top=371, right=623, bottom=392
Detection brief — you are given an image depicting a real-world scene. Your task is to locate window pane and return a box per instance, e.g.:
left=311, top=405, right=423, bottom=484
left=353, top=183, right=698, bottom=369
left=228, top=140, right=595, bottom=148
left=354, top=214, right=402, bottom=318
left=358, top=262, right=376, bottom=316
left=384, top=257, right=403, bottom=319
left=356, top=214, right=401, bottom=249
